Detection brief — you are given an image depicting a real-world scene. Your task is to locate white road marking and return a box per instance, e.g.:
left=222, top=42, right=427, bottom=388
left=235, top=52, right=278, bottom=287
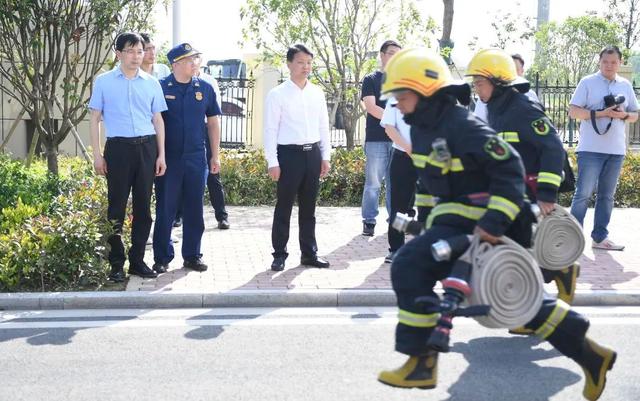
left=1, top=307, right=640, bottom=330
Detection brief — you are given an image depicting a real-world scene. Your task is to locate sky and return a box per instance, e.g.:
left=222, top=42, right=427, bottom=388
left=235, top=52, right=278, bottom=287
left=153, top=0, right=609, bottom=67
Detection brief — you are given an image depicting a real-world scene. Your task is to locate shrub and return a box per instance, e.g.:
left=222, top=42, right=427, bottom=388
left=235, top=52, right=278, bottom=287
left=220, top=147, right=368, bottom=206
left=0, top=158, right=111, bottom=292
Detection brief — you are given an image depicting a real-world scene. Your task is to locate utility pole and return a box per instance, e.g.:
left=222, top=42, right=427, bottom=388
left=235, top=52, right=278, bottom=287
left=172, top=0, right=182, bottom=46
left=535, top=0, right=550, bottom=60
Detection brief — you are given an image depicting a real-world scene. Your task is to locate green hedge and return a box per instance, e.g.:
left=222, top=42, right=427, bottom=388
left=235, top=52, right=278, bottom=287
left=220, top=147, right=367, bottom=206
left=0, top=156, right=111, bottom=292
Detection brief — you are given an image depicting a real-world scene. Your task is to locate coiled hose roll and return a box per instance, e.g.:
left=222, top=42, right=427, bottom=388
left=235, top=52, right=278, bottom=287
left=532, top=207, right=585, bottom=271
left=465, top=235, right=544, bottom=329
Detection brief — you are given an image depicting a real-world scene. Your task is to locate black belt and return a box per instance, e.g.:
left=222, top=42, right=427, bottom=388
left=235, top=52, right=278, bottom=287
left=278, top=142, right=319, bottom=151
left=107, top=135, right=155, bottom=144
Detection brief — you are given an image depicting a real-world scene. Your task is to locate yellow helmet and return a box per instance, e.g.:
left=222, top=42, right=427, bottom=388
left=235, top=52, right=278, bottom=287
left=381, top=47, right=453, bottom=99
left=466, top=48, right=517, bottom=83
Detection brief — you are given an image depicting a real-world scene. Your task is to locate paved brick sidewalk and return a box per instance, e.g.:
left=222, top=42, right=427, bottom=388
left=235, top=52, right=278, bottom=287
left=129, top=206, right=640, bottom=293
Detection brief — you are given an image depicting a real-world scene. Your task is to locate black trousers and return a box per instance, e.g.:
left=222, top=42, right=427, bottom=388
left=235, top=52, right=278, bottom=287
left=391, top=223, right=589, bottom=362
left=272, top=144, right=321, bottom=259
left=103, top=135, right=157, bottom=268
left=207, top=172, right=228, bottom=221
left=388, top=149, right=418, bottom=252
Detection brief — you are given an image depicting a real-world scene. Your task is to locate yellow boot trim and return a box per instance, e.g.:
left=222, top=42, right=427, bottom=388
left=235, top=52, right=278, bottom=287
left=555, top=263, right=580, bottom=305
left=582, top=338, right=617, bottom=401
left=378, top=354, right=438, bottom=389
left=508, top=326, right=534, bottom=336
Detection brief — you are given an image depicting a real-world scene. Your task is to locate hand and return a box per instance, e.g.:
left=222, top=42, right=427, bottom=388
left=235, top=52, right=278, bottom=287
left=210, top=158, right=221, bottom=174
left=155, top=155, right=166, bottom=176
left=320, top=160, right=331, bottom=178
left=268, top=166, right=281, bottom=181
left=610, top=109, right=628, bottom=120
left=537, top=200, right=556, bottom=216
left=94, top=156, right=107, bottom=176
left=473, top=225, right=501, bottom=245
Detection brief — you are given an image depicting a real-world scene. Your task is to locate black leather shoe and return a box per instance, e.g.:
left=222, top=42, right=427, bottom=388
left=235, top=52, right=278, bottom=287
left=218, top=219, right=230, bottom=230
left=108, top=266, right=125, bottom=282
left=184, top=257, right=208, bottom=272
left=301, top=256, right=330, bottom=268
left=271, top=256, right=286, bottom=271
left=129, top=263, right=158, bottom=278
left=152, top=262, right=169, bottom=274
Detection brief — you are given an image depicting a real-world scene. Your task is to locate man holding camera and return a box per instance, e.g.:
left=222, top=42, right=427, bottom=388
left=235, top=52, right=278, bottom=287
left=568, top=46, right=638, bottom=251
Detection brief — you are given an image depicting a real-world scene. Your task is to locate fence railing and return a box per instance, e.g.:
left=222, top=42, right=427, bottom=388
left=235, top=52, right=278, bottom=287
left=534, top=73, right=640, bottom=147
left=217, top=75, right=255, bottom=149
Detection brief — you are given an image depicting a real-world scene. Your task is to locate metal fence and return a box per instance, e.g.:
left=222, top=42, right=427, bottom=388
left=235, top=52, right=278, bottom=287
left=217, top=75, right=255, bottom=148
left=533, top=73, right=640, bottom=147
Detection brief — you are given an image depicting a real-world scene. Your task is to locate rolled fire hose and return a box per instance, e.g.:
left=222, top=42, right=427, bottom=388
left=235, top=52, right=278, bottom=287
left=531, top=207, right=585, bottom=271
left=465, top=235, right=544, bottom=329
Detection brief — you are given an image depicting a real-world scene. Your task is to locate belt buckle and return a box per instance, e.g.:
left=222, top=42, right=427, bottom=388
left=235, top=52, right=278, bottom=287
left=302, top=144, right=312, bottom=151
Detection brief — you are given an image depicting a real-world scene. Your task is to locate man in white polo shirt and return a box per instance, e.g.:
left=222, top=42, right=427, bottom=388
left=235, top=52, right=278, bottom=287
left=569, top=45, right=638, bottom=251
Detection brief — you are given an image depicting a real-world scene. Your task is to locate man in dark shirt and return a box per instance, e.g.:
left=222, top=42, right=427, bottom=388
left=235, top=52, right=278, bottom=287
left=360, top=40, right=402, bottom=237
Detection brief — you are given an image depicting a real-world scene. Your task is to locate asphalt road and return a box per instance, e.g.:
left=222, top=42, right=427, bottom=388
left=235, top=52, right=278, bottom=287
left=1, top=307, right=639, bottom=401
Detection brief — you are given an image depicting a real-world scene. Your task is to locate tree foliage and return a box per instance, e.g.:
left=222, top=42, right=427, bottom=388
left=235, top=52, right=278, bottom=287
left=240, top=0, right=437, bottom=149
left=532, top=15, right=623, bottom=83
left=0, top=0, right=161, bottom=174
left=605, top=0, right=640, bottom=56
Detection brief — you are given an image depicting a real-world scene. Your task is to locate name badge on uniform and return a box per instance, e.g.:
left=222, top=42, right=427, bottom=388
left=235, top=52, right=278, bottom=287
left=195, top=91, right=203, bottom=101
left=165, top=95, right=176, bottom=99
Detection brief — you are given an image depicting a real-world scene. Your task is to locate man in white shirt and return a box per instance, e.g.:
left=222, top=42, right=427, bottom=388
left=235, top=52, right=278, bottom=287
left=473, top=53, right=539, bottom=122
left=264, top=44, right=331, bottom=271
left=140, top=33, right=171, bottom=80
left=568, top=45, right=638, bottom=251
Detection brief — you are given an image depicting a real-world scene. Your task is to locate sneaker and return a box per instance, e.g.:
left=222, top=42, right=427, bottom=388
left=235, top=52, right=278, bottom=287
left=173, top=217, right=183, bottom=227
left=384, top=252, right=395, bottom=263
left=218, top=219, right=230, bottom=229
left=363, top=222, right=375, bottom=236
left=592, top=238, right=624, bottom=251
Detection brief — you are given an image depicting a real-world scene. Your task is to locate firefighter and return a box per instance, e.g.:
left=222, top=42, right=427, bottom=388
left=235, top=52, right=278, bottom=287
left=466, top=48, right=579, bottom=304
left=377, top=48, right=616, bottom=401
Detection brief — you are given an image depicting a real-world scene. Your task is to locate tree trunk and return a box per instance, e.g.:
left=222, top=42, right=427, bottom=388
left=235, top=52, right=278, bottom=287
left=441, top=0, right=454, bottom=43
left=45, top=144, right=59, bottom=175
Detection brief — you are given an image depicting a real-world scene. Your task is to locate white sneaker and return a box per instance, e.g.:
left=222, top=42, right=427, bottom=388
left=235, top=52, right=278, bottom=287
left=592, top=238, right=624, bottom=251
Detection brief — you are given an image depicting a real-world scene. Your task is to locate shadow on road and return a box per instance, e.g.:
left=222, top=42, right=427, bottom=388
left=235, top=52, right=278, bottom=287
left=443, top=336, right=581, bottom=401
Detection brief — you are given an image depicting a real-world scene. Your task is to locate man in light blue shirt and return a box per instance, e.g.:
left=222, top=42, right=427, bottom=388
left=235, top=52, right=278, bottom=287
left=89, top=32, right=168, bottom=282
left=568, top=45, right=639, bottom=251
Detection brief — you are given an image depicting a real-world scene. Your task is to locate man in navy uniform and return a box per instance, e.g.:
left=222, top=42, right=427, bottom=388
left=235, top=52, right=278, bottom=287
left=152, top=43, right=222, bottom=273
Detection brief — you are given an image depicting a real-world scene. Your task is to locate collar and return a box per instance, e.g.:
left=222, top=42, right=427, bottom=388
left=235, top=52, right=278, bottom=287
left=596, top=70, right=619, bottom=83
left=286, top=78, right=309, bottom=90
left=115, top=65, right=151, bottom=80
left=487, top=86, right=516, bottom=116
left=165, top=74, right=199, bottom=88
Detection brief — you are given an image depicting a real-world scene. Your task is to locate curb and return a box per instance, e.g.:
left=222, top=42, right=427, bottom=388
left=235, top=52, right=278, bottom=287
left=2, top=289, right=640, bottom=310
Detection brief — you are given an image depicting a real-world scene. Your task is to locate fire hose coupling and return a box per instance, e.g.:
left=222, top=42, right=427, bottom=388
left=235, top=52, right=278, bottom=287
left=431, top=234, right=474, bottom=262
left=391, top=212, right=424, bottom=236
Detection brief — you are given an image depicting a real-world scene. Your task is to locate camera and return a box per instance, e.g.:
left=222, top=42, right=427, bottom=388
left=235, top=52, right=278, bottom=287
left=604, top=94, right=625, bottom=108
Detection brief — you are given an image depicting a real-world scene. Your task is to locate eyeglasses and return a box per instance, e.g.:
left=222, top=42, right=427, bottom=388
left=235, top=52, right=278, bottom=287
left=179, top=55, right=201, bottom=65
left=121, top=49, right=144, bottom=56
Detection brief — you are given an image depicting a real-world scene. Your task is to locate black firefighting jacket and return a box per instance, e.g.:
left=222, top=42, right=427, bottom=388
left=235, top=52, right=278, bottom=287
left=405, top=93, right=525, bottom=237
left=487, top=88, right=564, bottom=203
